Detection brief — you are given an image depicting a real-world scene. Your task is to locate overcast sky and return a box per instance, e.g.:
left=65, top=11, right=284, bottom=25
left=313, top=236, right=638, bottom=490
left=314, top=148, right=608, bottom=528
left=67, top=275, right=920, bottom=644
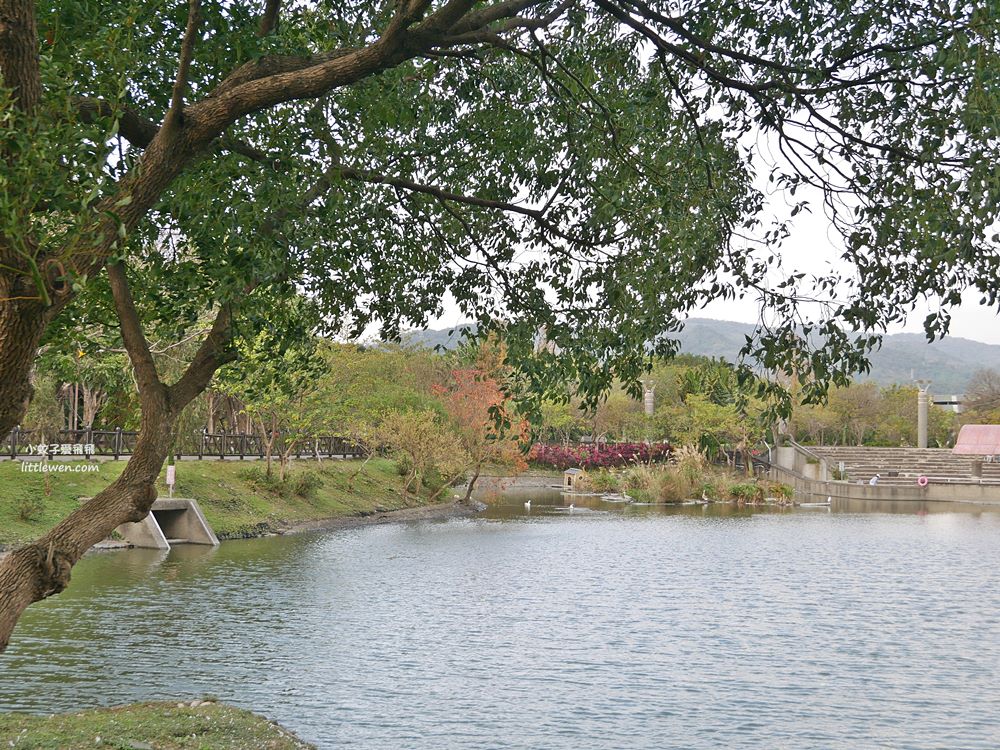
left=696, top=201, right=1000, bottom=345
left=428, top=199, right=1000, bottom=346
left=426, top=119, right=1000, bottom=347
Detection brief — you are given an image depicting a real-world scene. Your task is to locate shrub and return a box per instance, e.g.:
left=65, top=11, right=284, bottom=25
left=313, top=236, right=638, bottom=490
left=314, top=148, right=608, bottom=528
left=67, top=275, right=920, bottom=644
left=528, top=442, right=671, bottom=470
left=290, top=470, right=323, bottom=498
left=620, top=464, right=656, bottom=491
left=699, top=477, right=727, bottom=500
left=377, top=410, right=468, bottom=498
left=729, top=481, right=764, bottom=502
left=652, top=467, right=697, bottom=502
left=15, top=494, right=44, bottom=521
left=238, top=465, right=266, bottom=483
left=672, top=446, right=708, bottom=486
left=767, top=481, right=794, bottom=500
left=239, top=465, right=288, bottom=496
left=588, top=470, right=623, bottom=493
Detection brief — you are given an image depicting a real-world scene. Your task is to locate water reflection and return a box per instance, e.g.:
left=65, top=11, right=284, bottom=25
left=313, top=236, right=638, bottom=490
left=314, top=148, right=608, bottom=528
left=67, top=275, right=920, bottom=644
left=481, top=485, right=996, bottom=521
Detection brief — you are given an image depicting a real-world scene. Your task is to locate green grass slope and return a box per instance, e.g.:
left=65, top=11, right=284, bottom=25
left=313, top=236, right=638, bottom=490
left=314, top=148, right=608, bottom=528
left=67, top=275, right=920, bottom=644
left=0, top=458, right=425, bottom=547
left=0, top=700, right=312, bottom=749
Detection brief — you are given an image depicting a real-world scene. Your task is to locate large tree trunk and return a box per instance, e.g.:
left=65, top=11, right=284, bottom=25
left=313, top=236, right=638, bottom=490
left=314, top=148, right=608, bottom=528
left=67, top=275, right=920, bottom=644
left=0, top=270, right=233, bottom=651
left=0, top=392, right=176, bottom=651
left=0, top=295, right=49, bottom=436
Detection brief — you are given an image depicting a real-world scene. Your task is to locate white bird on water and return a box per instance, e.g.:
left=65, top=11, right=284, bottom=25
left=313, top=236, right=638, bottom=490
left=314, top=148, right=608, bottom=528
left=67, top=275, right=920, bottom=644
left=524, top=499, right=531, bottom=510
left=569, top=504, right=575, bottom=511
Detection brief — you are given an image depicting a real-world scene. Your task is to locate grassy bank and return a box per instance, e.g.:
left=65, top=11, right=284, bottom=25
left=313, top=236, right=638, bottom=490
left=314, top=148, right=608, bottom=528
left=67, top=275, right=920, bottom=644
left=0, top=457, right=430, bottom=547
left=0, top=700, right=312, bottom=749
left=582, top=450, right=792, bottom=503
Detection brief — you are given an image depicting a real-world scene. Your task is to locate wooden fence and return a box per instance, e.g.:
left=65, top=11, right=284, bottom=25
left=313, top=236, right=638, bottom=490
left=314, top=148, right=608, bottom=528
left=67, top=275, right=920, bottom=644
left=4, top=427, right=363, bottom=461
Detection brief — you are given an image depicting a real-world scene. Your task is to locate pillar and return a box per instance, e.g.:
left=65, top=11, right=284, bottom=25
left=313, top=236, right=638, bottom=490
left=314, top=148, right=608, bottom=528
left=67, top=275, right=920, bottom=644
left=643, top=382, right=655, bottom=416
left=917, top=386, right=929, bottom=449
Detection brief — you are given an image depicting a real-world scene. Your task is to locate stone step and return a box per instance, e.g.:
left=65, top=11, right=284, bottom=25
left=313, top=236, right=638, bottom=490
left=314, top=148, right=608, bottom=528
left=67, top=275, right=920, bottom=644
left=801, top=445, right=1000, bottom=484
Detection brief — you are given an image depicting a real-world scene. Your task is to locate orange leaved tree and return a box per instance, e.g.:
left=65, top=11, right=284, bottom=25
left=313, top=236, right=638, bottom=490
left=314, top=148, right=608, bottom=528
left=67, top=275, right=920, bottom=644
left=435, top=350, right=529, bottom=504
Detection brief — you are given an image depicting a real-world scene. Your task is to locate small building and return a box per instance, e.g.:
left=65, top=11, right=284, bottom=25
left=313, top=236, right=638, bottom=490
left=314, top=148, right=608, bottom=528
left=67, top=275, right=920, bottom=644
left=952, top=425, right=1000, bottom=459
left=563, top=467, right=587, bottom=491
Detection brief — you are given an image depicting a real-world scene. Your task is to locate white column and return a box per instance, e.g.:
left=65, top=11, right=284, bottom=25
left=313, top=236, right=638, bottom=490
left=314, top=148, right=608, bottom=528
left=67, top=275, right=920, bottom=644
left=643, top=382, right=655, bottom=416
left=917, top=386, right=930, bottom=449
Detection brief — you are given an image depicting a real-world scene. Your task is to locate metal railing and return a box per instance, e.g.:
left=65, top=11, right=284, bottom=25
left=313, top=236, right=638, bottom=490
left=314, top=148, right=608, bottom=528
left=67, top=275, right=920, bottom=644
left=4, top=426, right=363, bottom=460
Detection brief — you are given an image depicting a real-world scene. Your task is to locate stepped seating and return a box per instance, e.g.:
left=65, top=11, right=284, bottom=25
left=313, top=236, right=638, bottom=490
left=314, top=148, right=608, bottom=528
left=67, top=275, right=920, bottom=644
left=808, top=446, right=1000, bottom=485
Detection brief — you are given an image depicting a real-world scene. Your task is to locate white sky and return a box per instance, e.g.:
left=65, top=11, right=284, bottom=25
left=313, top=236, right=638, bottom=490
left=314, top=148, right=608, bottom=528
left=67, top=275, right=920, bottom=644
left=698, top=202, right=1000, bottom=345
left=426, top=114, right=1000, bottom=346
left=428, top=196, right=1000, bottom=346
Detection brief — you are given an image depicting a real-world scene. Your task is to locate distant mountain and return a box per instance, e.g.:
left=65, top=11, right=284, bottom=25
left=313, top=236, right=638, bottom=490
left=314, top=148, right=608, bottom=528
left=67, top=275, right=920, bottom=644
left=400, top=325, right=477, bottom=351
left=672, top=319, right=1000, bottom=393
left=400, top=318, right=1000, bottom=393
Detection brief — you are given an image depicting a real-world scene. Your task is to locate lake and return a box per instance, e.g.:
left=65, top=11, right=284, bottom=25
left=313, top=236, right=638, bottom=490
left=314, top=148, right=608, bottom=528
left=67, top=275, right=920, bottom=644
left=2, top=489, right=999, bottom=749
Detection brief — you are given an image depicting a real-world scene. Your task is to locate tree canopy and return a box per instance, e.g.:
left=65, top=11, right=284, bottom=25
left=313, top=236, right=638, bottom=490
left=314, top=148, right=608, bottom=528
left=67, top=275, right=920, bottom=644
left=4, top=1, right=996, bottom=417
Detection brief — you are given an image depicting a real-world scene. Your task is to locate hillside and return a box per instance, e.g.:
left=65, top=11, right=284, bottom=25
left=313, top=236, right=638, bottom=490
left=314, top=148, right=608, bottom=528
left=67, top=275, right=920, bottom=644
left=401, top=319, right=1000, bottom=393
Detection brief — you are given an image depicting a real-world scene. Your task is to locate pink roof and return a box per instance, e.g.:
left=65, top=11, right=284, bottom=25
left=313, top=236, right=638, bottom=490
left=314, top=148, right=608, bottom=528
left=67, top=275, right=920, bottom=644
left=953, top=424, right=1000, bottom=455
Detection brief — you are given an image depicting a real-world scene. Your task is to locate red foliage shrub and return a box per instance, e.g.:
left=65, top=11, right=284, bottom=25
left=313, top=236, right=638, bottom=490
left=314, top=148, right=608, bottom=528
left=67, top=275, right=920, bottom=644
left=528, top=442, right=671, bottom=470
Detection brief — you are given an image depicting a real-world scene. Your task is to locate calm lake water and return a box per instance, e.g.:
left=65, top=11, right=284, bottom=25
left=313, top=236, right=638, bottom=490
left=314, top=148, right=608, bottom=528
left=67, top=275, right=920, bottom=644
left=2, top=489, right=1000, bottom=749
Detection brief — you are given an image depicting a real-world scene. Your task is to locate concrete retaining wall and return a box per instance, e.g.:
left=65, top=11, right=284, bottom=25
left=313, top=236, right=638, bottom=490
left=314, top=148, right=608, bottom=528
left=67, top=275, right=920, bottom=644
left=769, top=447, right=1000, bottom=506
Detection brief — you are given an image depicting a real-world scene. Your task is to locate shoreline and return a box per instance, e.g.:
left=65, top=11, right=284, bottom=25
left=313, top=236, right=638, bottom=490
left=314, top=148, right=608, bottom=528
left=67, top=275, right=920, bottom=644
left=268, top=498, right=483, bottom=537
left=0, top=700, right=313, bottom=748
left=0, top=500, right=483, bottom=561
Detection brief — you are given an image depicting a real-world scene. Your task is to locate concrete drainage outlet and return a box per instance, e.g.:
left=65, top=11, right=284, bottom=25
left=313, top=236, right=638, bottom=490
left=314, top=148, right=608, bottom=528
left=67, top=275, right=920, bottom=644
left=115, top=498, right=220, bottom=550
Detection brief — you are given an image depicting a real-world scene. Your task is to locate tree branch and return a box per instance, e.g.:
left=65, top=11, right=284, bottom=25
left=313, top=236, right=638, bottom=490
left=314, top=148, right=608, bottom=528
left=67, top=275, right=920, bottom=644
left=168, top=304, right=235, bottom=409
left=75, top=96, right=276, bottom=166
left=418, top=0, right=479, bottom=34
left=106, top=262, right=165, bottom=399
left=200, top=1, right=485, bottom=125
left=443, top=0, right=570, bottom=43
left=328, top=161, right=606, bottom=249
left=210, top=48, right=363, bottom=99
left=165, top=0, right=202, bottom=130
left=258, top=0, right=281, bottom=37
left=74, top=97, right=161, bottom=147
left=333, top=163, right=545, bottom=221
